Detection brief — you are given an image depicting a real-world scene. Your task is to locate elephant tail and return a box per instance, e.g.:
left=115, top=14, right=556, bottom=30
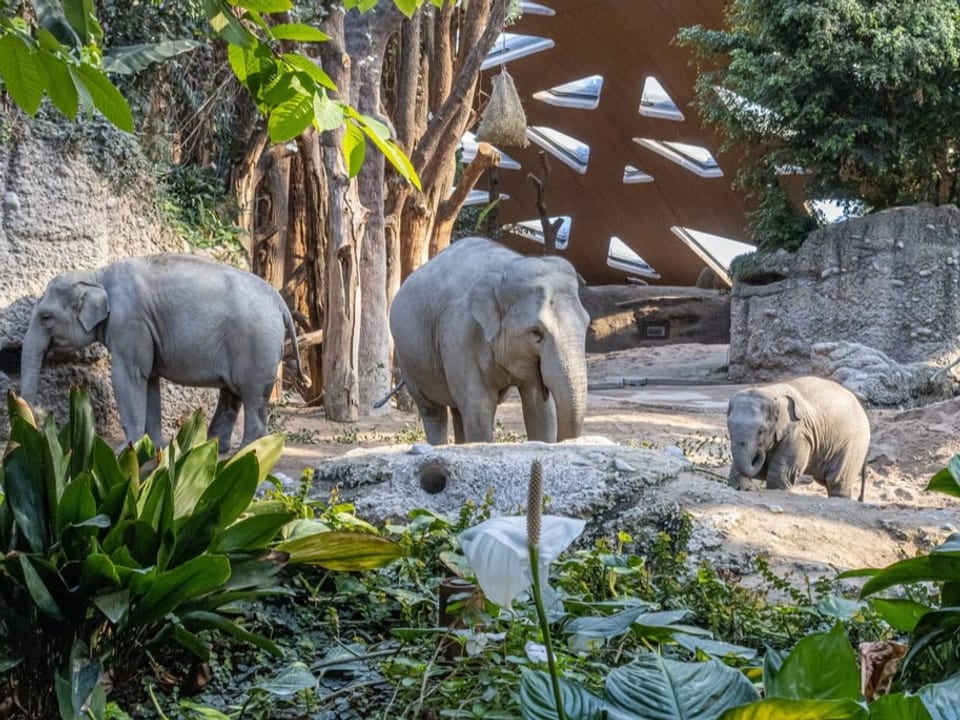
left=282, top=304, right=311, bottom=389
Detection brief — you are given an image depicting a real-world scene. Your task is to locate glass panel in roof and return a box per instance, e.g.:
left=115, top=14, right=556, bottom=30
left=640, top=77, right=684, bottom=121
left=460, top=189, right=510, bottom=207
left=623, top=165, right=654, bottom=184
left=527, top=126, right=590, bottom=174
left=670, top=226, right=755, bottom=286
left=533, top=75, right=604, bottom=110
left=633, top=138, right=723, bottom=178
left=482, top=33, right=555, bottom=71
left=459, top=131, right=521, bottom=170
left=520, top=1, right=556, bottom=15
left=606, top=236, right=660, bottom=279
left=502, top=216, right=571, bottom=250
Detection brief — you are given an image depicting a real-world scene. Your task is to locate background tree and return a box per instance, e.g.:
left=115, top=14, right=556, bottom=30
left=677, top=0, right=960, bottom=250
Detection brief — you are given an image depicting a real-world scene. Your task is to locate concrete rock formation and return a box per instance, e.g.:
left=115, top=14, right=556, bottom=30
left=729, top=205, right=960, bottom=389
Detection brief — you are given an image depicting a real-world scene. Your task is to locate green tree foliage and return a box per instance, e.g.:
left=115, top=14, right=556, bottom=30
left=678, top=1, right=960, bottom=249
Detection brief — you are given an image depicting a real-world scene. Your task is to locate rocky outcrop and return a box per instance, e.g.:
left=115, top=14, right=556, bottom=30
left=729, top=205, right=960, bottom=392
left=0, top=116, right=220, bottom=440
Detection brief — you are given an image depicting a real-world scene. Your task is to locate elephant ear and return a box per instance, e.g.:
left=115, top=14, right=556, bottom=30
left=773, top=389, right=808, bottom=442
left=77, top=283, right=110, bottom=333
left=468, top=271, right=504, bottom=343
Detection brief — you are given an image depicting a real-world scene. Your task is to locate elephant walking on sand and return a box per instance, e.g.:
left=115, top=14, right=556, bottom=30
left=389, top=237, right=590, bottom=445
left=20, top=254, right=306, bottom=451
left=726, top=376, right=871, bottom=500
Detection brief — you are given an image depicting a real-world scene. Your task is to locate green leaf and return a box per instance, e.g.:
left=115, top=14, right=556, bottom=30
left=282, top=52, right=336, bottom=91
left=170, top=624, right=210, bottom=661
left=253, top=661, right=316, bottom=698
left=57, top=474, right=97, bottom=536
left=392, top=0, right=420, bottom=19
left=63, top=386, right=96, bottom=481
left=103, top=39, right=204, bottom=75
left=79, top=553, right=121, bottom=593
left=20, top=555, right=66, bottom=621
left=604, top=654, right=760, bottom=720
left=92, top=589, right=129, bottom=624
left=196, top=451, right=259, bottom=527
left=275, top=530, right=403, bottom=570
left=0, top=33, right=46, bottom=115
left=270, top=24, right=329, bottom=43
left=203, top=0, right=254, bottom=48
left=869, top=598, right=933, bottom=633
left=41, top=413, right=68, bottom=519
left=4, top=444, right=51, bottom=553
left=268, top=88, right=315, bottom=142
left=62, top=0, right=103, bottom=44
left=521, top=668, right=604, bottom=720
left=131, top=554, right=231, bottom=625
left=36, top=50, right=79, bottom=119
left=766, top=624, right=860, bottom=701
left=674, top=634, right=758, bottom=662
left=34, top=0, right=80, bottom=47
left=343, top=122, right=366, bottom=177
left=919, top=675, right=960, bottom=720
left=350, top=111, right=421, bottom=189
left=222, top=433, right=284, bottom=485
left=230, top=0, right=293, bottom=11
left=182, top=610, right=281, bottom=656
left=870, top=692, right=932, bottom=720
left=171, top=440, right=219, bottom=520
left=210, top=511, right=293, bottom=553
left=718, top=698, right=867, bottom=720
left=54, top=641, right=102, bottom=720
left=565, top=606, right=649, bottom=638
left=860, top=556, right=960, bottom=597
left=171, top=409, right=208, bottom=452
left=927, top=463, right=960, bottom=498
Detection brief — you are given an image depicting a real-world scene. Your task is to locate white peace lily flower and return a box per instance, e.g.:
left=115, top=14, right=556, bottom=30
left=458, top=515, right=586, bottom=609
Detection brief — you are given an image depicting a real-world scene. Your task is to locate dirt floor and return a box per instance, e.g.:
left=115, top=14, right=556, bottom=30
left=272, top=344, right=960, bottom=584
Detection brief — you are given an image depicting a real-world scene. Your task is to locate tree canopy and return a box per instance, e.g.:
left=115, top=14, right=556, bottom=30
left=678, top=0, right=960, bottom=249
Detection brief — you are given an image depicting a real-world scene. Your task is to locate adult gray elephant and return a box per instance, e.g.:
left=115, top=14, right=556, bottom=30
left=726, top=376, right=871, bottom=500
left=389, top=237, right=589, bottom=444
left=20, top=254, right=305, bottom=451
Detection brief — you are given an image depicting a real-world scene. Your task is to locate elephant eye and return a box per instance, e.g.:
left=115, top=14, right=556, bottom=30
left=529, top=327, right=544, bottom=343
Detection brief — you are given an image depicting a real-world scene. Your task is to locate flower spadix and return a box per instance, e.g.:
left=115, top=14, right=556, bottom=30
left=458, top=514, right=585, bottom=609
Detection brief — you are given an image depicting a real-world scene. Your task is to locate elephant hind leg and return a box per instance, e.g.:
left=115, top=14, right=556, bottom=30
left=420, top=404, right=450, bottom=445
left=238, top=382, right=273, bottom=448
left=210, top=388, right=243, bottom=452
left=451, top=408, right=465, bottom=444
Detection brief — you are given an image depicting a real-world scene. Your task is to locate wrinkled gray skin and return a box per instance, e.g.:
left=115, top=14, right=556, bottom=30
left=20, top=254, right=305, bottom=451
left=726, top=376, right=871, bottom=500
left=389, top=237, right=589, bottom=444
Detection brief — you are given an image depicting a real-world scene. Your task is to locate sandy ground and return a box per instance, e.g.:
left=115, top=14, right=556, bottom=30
left=271, top=344, right=960, bottom=582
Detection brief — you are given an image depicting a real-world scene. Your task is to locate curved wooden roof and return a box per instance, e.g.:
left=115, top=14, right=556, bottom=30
left=484, top=0, right=753, bottom=286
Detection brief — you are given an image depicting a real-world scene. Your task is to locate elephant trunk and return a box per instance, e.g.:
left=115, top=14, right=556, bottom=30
left=732, top=439, right=766, bottom=477
left=19, top=318, right=49, bottom=405
left=542, top=333, right=587, bottom=442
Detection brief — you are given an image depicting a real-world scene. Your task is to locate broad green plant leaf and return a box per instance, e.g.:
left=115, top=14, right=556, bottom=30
left=62, top=387, right=96, bottom=479
left=103, top=39, right=203, bottom=75
left=392, top=0, right=421, bottom=19
left=346, top=108, right=421, bottom=189
left=253, top=661, right=317, bottom=698
left=268, top=88, right=315, bottom=142
left=197, top=451, right=260, bottom=527
left=57, top=473, right=97, bottom=536
left=904, top=608, right=960, bottom=672
left=4, top=445, right=51, bottom=553
left=270, top=23, right=329, bottom=42
left=92, top=589, right=129, bottom=624
left=314, top=91, right=345, bottom=131
left=919, top=675, right=960, bottom=720
left=170, top=440, right=219, bottom=520
left=203, top=0, right=254, bottom=48
left=718, top=698, right=867, bottom=720
left=604, top=654, right=760, bottom=720
left=20, top=555, right=65, bottom=621
left=62, top=0, right=103, bottom=44
left=131, top=554, right=231, bottom=625
left=926, top=456, right=960, bottom=498
left=765, top=624, right=860, bottom=701
left=231, top=0, right=293, bottom=12
left=282, top=53, right=335, bottom=90
left=675, top=634, right=758, bottom=662
left=79, top=553, right=121, bottom=593
left=343, top=122, right=366, bottom=177
left=209, top=511, right=293, bottom=553
left=0, top=33, right=45, bottom=115
left=869, top=598, right=933, bottom=633
left=36, top=50, right=79, bottom=119
left=520, top=668, right=603, bottom=720
left=857, top=556, right=960, bottom=597
left=275, top=530, right=403, bottom=570
left=869, top=693, right=932, bottom=720
left=54, top=641, right=103, bottom=720
left=182, top=610, right=281, bottom=656
left=221, top=432, right=283, bottom=484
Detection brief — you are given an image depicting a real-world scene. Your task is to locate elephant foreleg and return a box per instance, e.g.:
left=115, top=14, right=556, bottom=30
left=451, top=408, right=465, bottom=444
left=111, top=362, right=149, bottom=445
left=519, top=385, right=558, bottom=442
left=146, top=376, right=163, bottom=447
left=210, top=388, right=242, bottom=452
left=765, top=442, right=810, bottom=490
left=419, top=405, right=450, bottom=445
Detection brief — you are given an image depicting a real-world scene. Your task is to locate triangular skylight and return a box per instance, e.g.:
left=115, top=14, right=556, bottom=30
left=533, top=75, right=604, bottom=110
left=520, top=1, right=556, bottom=16
left=526, top=126, right=590, bottom=174
left=640, top=77, right=684, bottom=121
left=633, top=138, right=723, bottom=178
left=623, top=165, right=654, bottom=184
left=459, top=131, right=521, bottom=170
left=460, top=189, right=510, bottom=207
left=607, top=236, right=660, bottom=279
left=670, top=226, right=755, bottom=286
left=482, top=33, right=555, bottom=71
left=502, top=216, right=571, bottom=250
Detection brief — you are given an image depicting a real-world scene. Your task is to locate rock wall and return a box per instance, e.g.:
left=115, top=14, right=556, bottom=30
left=729, top=205, right=960, bottom=384
left=0, top=116, right=221, bottom=440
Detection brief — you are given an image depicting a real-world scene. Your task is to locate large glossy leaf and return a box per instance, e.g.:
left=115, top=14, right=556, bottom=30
left=62, top=387, right=96, bottom=480
left=919, top=675, right=960, bottom=720
left=4, top=445, right=51, bottom=553
left=869, top=693, right=932, bottom=720
left=168, top=505, right=221, bottom=567
left=766, top=624, right=859, bottom=701
left=20, top=555, right=65, bottom=621
left=195, top=452, right=260, bottom=528
left=79, top=553, right=121, bottom=593
left=859, top=556, right=960, bottom=597
left=0, top=34, right=45, bottom=115
left=104, top=519, right=159, bottom=567
left=131, top=554, right=231, bottom=625
left=904, top=608, right=960, bottom=671
left=210, top=511, right=293, bottom=553
left=268, top=87, right=314, bottom=142
left=41, top=414, right=68, bottom=518
left=674, top=634, right=758, bottom=662
left=564, top=606, right=649, bottom=639
left=71, top=63, right=134, bottom=131
left=204, top=0, right=253, bottom=48
left=270, top=23, right=329, bottom=42
left=281, top=52, right=335, bottom=90
left=103, top=39, right=203, bottom=74
left=604, top=654, right=760, bottom=720
left=62, top=0, right=103, bottom=44
left=182, top=610, right=281, bottom=656
left=342, top=122, right=366, bottom=177
left=91, top=436, right=129, bottom=496
left=718, top=698, right=867, bottom=720
left=275, top=531, right=403, bottom=570
left=171, top=440, right=218, bottom=520
left=57, top=473, right=97, bottom=536
left=521, top=668, right=603, bottom=720
left=221, top=433, right=283, bottom=485
left=54, top=641, right=103, bottom=720
left=927, top=460, right=960, bottom=498
left=869, top=598, right=933, bottom=633
left=232, top=0, right=293, bottom=12
left=92, top=589, right=129, bottom=624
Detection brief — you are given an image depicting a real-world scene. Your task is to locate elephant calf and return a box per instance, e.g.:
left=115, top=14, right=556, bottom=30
left=389, top=237, right=589, bottom=445
left=726, top=376, right=871, bottom=500
left=20, top=254, right=306, bottom=451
